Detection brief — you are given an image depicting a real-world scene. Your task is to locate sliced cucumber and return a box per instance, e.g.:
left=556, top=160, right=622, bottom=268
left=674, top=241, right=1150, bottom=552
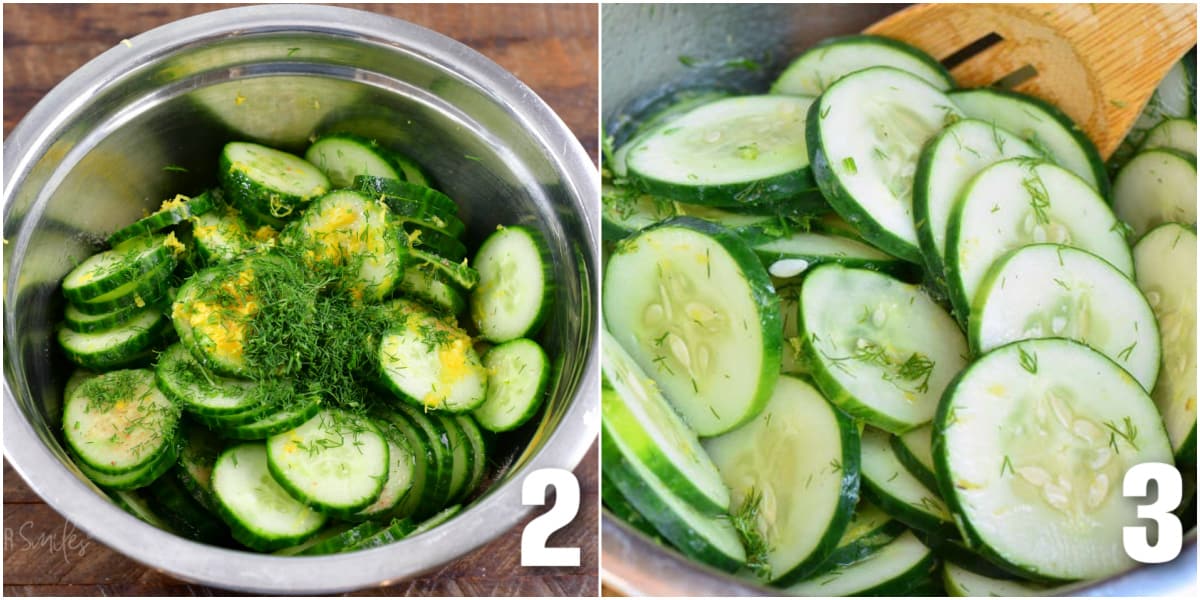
left=608, top=88, right=734, bottom=162
left=218, top=141, right=330, bottom=225
left=942, top=561, right=1050, bottom=597
left=891, top=424, right=937, bottom=492
left=624, top=95, right=818, bottom=206
left=1141, top=118, right=1197, bottom=155
left=1112, top=148, right=1197, bottom=238
left=266, top=409, right=389, bottom=516
left=59, top=307, right=169, bottom=370
left=785, top=531, right=937, bottom=596
left=409, top=248, right=479, bottom=291
left=145, top=474, right=229, bottom=545
left=812, top=499, right=906, bottom=575
left=860, top=427, right=956, bottom=538
left=432, top=413, right=471, bottom=505
left=282, top=189, right=405, bottom=302
left=211, top=442, right=327, bottom=551
left=772, top=34, right=953, bottom=96
left=304, top=133, right=404, bottom=188
left=946, top=158, right=1132, bottom=322
left=401, top=222, right=468, bottom=262
left=390, top=402, right=453, bottom=517
left=601, top=184, right=677, bottom=241
left=397, top=267, right=466, bottom=316
left=752, top=230, right=908, bottom=281
left=454, top=415, right=488, bottom=501
left=674, top=203, right=799, bottom=247
left=1134, top=223, right=1197, bottom=461
left=602, top=473, right=662, bottom=540
left=352, top=420, right=416, bottom=519
left=64, top=300, right=147, bottom=334
left=1111, top=60, right=1197, bottom=170
left=703, top=375, right=860, bottom=585
left=175, top=420, right=223, bottom=511
left=601, top=413, right=746, bottom=573
left=72, top=432, right=178, bottom=491
left=354, top=175, right=459, bottom=217
left=62, top=369, right=179, bottom=475
left=777, top=286, right=808, bottom=376
left=604, top=218, right=781, bottom=437
left=808, top=66, right=963, bottom=262
left=110, top=489, right=174, bottom=531
left=108, top=192, right=216, bottom=246
left=68, top=263, right=172, bottom=317
left=800, top=264, right=967, bottom=434
left=470, top=225, right=554, bottom=343
left=376, top=408, right=435, bottom=519
left=154, top=343, right=260, bottom=417
left=221, top=391, right=321, bottom=440
left=934, top=338, right=1174, bottom=581
left=409, top=504, right=462, bottom=537
left=192, top=204, right=259, bottom=265
left=296, top=521, right=384, bottom=556
left=351, top=518, right=417, bottom=550
left=473, top=338, right=550, bottom=432
left=913, top=118, right=1042, bottom=284
left=378, top=302, right=487, bottom=412
left=62, top=235, right=175, bottom=304
left=602, top=330, right=730, bottom=515
left=63, top=369, right=97, bottom=401
left=971, top=244, right=1161, bottom=392
left=949, top=88, right=1109, bottom=197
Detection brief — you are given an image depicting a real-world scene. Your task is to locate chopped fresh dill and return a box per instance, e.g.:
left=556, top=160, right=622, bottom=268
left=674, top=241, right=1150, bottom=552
left=729, top=489, right=772, bottom=581
left=842, top=156, right=858, bottom=175
left=1021, top=169, right=1052, bottom=225
left=1000, top=455, right=1014, bottom=477
left=1103, top=416, right=1140, bottom=452
left=1116, top=340, right=1137, bottom=362
left=162, top=165, right=189, bottom=173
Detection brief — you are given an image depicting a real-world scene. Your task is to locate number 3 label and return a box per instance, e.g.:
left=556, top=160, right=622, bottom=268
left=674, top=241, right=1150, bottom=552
left=1123, top=462, right=1183, bottom=564
left=521, top=468, right=581, bottom=567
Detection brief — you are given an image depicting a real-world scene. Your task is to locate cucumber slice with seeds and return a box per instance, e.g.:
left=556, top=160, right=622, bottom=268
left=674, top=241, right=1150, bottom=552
left=192, top=204, right=259, bottom=265
left=752, top=230, right=908, bottom=281
left=155, top=344, right=261, bottom=417
left=267, top=409, right=389, bottom=516
left=211, top=442, right=327, bottom=551
left=971, top=244, right=1161, bottom=392
left=703, top=375, right=860, bottom=585
left=304, top=133, right=404, bottom=188
left=602, top=330, right=730, bottom=515
left=949, top=88, right=1109, bottom=197
left=913, top=118, right=1042, bottom=285
left=352, top=420, right=417, bottom=519
left=625, top=95, right=819, bottom=206
left=604, top=217, right=781, bottom=437
left=378, top=302, right=487, bottom=412
left=808, top=67, right=963, bottom=263
left=946, top=158, right=1132, bottom=323
left=1134, top=224, right=1197, bottom=461
left=1112, top=148, right=1197, bottom=238
left=934, top=338, right=1174, bottom=581
left=800, top=265, right=967, bottom=434
left=221, top=391, right=321, bottom=440
left=470, top=225, right=553, bottom=343
left=942, top=561, right=1050, bottom=597
left=63, top=369, right=179, bottom=475
left=601, top=184, right=678, bottom=240
left=219, top=142, right=330, bottom=226
left=397, top=267, right=467, bottom=316
left=473, top=338, right=550, bottom=433
left=772, top=34, right=952, bottom=96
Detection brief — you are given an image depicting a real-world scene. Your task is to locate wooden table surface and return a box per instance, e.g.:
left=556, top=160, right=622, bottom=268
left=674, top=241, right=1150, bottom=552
left=2, top=3, right=599, bottom=596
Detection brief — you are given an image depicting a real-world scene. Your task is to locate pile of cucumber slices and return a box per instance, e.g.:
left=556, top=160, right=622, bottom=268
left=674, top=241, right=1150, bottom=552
left=602, top=34, right=1196, bottom=595
left=57, top=133, right=555, bottom=553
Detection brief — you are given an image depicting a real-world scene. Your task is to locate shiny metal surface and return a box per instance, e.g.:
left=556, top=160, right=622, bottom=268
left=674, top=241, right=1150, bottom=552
left=600, top=3, right=1197, bottom=596
left=3, top=4, right=599, bottom=594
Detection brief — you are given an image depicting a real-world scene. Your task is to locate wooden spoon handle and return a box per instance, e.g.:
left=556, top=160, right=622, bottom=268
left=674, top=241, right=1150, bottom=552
left=867, top=3, right=1196, bottom=158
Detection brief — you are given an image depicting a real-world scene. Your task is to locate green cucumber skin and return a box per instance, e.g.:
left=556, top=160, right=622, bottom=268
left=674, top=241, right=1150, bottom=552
left=472, top=225, right=555, bottom=343
left=629, top=164, right=823, bottom=209
left=890, top=434, right=939, bottom=492
left=211, top=444, right=327, bottom=552
left=809, top=518, right=907, bottom=577
left=752, top=242, right=914, bottom=280
left=769, top=388, right=863, bottom=586
left=798, top=335, right=914, bottom=436
left=389, top=404, right=453, bottom=518
left=107, top=191, right=217, bottom=246
left=69, top=265, right=172, bottom=316
left=931, top=354, right=1073, bottom=585
left=919, top=532, right=1027, bottom=582
left=58, top=314, right=173, bottom=371
left=432, top=413, right=471, bottom=505
left=63, top=240, right=173, bottom=304
left=220, top=396, right=322, bottom=440
left=403, top=223, right=468, bottom=261
left=146, top=475, right=231, bottom=545
left=354, top=175, right=459, bottom=217
left=454, top=414, right=488, bottom=501
left=860, top=478, right=957, bottom=541
left=772, top=34, right=955, bottom=95
left=601, top=427, right=745, bottom=573
left=373, top=409, right=434, bottom=521
left=600, top=374, right=728, bottom=516
left=911, top=126, right=963, bottom=290
left=64, top=302, right=146, bottom=333
left=805, top=99, right=924, bottom=265
left=607, top=217, right=783, bottom=437
left=73, top=440, right=179, bottom=491
left=602, top=473, right=664, bottom=541
left=475, top=339, right=551, bottom=433
left=298, top=521, right=385, bottom=555
left=346, top=519, right=417, bottom=551
left=948, top=88, right=1110, bottom=201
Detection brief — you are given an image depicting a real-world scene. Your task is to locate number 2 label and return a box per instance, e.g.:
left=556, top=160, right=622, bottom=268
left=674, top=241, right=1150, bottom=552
left=1123, top=462, right=1183, bottom=564
left=521, top=468, right=581, bottom=567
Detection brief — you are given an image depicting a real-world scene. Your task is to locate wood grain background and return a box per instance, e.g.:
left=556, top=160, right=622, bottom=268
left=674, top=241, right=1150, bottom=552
left=2, top=3, right=599, bottom=596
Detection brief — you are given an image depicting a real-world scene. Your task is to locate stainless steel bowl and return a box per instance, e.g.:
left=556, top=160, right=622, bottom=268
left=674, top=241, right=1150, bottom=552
left=3, top=4, right=599, bottom=594
left=600, top=3, right=1197, bottom=596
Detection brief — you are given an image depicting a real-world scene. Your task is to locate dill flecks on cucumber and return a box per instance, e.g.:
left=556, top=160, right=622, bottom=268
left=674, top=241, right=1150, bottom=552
left=56, top=135, right=556, bottom=555
left=603, top=28, right=1194, bottom=596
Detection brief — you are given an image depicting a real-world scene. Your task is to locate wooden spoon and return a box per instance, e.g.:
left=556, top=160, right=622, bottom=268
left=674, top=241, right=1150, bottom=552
left=866, top=3, right=1196, bottom=159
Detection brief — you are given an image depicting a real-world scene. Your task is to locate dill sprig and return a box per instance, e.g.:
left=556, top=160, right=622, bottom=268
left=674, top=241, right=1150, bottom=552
left=729, top=488, right=773, bottom=581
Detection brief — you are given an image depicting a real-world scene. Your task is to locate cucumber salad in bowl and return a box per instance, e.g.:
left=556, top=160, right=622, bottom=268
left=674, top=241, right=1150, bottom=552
left=602, top=33, right=1196, bottom=595
left=57, top=134, right=555, bottom=554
